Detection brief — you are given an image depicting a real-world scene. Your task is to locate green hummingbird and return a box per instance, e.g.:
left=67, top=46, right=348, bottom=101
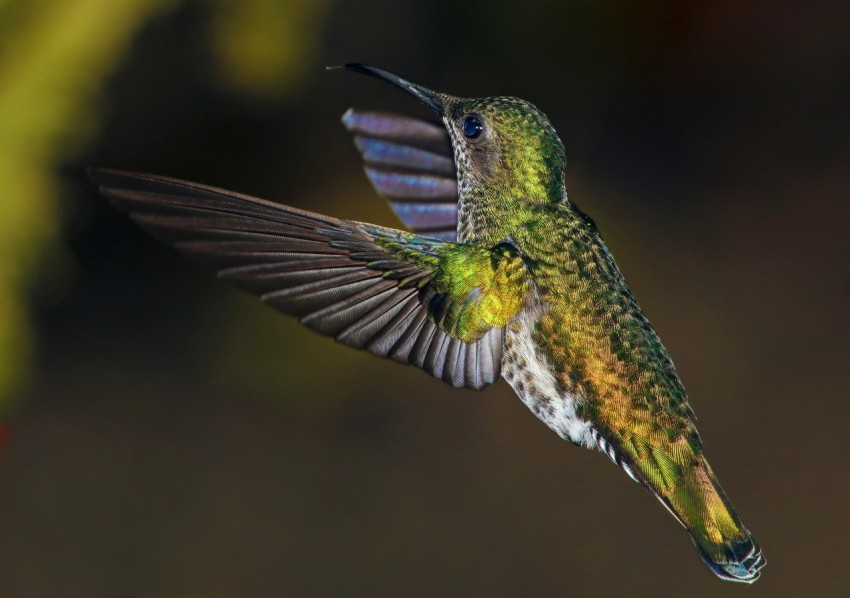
left=90, top=64, right=764, bottom=583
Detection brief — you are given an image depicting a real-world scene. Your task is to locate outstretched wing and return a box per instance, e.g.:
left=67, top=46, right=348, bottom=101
left=90, top=168, right=529, bottom=390
left=342, top=109, right=459, bottom=241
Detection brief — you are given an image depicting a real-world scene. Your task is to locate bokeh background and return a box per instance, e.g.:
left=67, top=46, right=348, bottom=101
left=0, top=0, right=848, bottom=595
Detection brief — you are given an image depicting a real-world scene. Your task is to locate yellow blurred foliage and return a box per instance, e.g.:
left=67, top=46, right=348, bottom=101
left=0, top=0, right=176, bottom=411
left=0, top=0, right=333, bottom=413
left=210, top=0, right=331, bottom=100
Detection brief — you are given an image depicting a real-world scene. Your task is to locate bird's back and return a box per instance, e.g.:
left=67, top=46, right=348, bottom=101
left=503, top=202, right=764, bottom=582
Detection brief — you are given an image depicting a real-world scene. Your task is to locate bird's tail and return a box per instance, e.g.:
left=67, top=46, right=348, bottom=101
left=652, top=455, right=765, bottom=583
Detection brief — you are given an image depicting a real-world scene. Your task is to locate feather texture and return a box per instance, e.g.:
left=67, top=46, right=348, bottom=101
left=89, top=168, right=520, bottom=390
left=342, top=109, right=459, bottom=240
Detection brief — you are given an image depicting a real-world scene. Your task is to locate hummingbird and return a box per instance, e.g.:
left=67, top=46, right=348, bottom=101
left=89, top=64, right=764, bottom=583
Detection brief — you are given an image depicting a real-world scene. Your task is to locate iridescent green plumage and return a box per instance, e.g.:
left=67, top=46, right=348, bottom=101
left=376, top=235, right=529, bottom=342
left=503, top=200, right=757, bottom=578
left=344, top=66, right=762, bottom=581
left=91, top=64, right=764, bottom=583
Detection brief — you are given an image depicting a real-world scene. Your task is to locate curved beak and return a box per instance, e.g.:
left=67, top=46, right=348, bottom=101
left=336, top=63, right=445, bottom=116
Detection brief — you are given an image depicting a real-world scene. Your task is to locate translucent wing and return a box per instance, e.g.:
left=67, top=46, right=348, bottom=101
left=90, top=168, right=529, bottom=389
left=342, top=109, right=459, bottom=241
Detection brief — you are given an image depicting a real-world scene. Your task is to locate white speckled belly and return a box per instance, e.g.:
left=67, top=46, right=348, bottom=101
left=500, top=303, right=596, bottom=448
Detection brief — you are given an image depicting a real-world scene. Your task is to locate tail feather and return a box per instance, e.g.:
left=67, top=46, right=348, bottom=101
left=695, top=532, right=765, bottom=583
left=654, top=456, right=765, bottom=583
left=595, top=426, right=765, bottom=581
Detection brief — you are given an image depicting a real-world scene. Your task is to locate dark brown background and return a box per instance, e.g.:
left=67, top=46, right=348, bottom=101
left=1, top=1, right=848, bottom=595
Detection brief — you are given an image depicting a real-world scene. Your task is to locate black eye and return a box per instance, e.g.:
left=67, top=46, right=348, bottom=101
left=462, top=115, right=484, bottom=139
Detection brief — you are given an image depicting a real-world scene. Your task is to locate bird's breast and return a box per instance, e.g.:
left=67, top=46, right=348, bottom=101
left=502, top=303, right=595, bottom=448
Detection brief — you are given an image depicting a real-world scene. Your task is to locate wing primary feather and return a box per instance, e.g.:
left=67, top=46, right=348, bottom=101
left=410, top=320, right=439, bottom=369
left=89, top=167, right=513, bottom=391
left=390, top=309, right=430, bottom=363
left=425, top=331, right=452, bottom=379
left=262, top=269, right=377, bottom=302
left=354, top=136, right=455, bottom=176
left=466, top=341, right=482, bottom=389
left=335, top=288, right=419, bottom=347
left=262, top=276, right=377, bottom=316
left=365, top=296, right=422, bottom=356
left=442, top=338, right=465, bottom=387
left=300, top=280, right=398, bottom=335
left=220, top=257, right=357, bottom=277
left=341, top=109, right=451, bottom=153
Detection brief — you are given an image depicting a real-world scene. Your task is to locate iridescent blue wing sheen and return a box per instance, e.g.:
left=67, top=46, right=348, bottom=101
left=89, top=168, right=503, bottom=389
left=342, top=109, right=458, bottom=241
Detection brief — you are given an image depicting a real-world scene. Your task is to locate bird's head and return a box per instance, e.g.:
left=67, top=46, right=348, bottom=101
left=341, top=64, right=567, bottom=206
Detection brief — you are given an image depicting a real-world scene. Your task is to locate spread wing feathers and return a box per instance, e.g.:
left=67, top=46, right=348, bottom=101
left=89, top=168, right=530, bottom=390
left=342, top=109, right=459, bottom=241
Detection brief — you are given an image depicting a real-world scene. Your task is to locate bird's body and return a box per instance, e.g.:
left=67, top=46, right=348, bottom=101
left=486, top=201, right=761, bottom=582
left=90, top=64, right=764, bottom=583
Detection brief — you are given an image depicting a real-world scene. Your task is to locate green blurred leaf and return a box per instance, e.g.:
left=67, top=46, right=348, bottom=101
left=0, top=0, right=176, bottom=411
left=209, top=0, right=331, bottom=100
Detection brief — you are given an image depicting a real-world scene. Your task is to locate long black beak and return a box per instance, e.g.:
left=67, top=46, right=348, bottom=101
left=335, top=63, right=445, bottom=115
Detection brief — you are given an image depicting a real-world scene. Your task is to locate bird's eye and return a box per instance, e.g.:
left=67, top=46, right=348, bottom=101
left=462, top=115, right=484, bottom=139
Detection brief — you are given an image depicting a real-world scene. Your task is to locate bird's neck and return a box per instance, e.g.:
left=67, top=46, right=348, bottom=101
left=456, top=180, right=567, bottom=246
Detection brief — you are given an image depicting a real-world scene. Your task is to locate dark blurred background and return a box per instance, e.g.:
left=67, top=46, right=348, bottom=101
left=0, top=0, right=848, bottom=595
